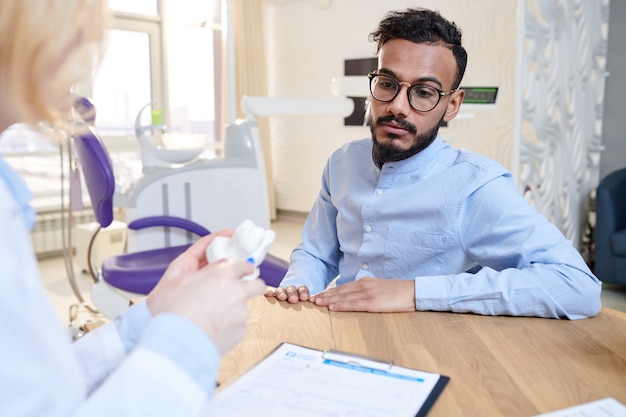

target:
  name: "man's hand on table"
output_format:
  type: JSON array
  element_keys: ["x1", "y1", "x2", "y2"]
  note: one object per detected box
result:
[
  {"x1": 265, "y1": 277, "x2": 416, "y2": 312},
  {"x1": 265, "y1": 285, "x2": 311, "y2": 303}
]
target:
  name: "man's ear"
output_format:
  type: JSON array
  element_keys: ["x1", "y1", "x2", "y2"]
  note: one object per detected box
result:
[{"x1": 442, "y1": 89, "x2": 465, "y2": 123}]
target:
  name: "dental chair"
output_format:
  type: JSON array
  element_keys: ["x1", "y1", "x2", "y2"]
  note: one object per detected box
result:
[
  {"x1": 72, "y1": 123, "x2": 288, "y2": 319},
  {"x1": 123, "y1": 103, "x2": 273, "y2": 254}
]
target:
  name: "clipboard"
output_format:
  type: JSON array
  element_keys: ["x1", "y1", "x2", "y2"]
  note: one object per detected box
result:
[{"x1": 210, "y1": 342, "x2": 450, "y2": 417}]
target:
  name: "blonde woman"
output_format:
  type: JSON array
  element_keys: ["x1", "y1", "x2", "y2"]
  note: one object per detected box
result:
[{"x1": 0, "y1": 1, "x2": 264, "y2": 415}]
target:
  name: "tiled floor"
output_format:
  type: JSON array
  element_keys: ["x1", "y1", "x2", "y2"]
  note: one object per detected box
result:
[
  {"x1": 600, "y1": 283, "x2": 626, "y2": 312},
  {"x1": 40, "y1": 211, "x2": 626, "y2": 327}
]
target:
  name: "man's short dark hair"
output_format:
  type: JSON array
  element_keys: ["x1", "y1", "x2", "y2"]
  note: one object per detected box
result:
[{"x1": 369, "y1": 8, "x2": 468, "y2": 89}]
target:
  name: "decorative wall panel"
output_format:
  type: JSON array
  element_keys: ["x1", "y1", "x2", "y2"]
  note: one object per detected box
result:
[{"x1": 518, "y1": 0, "x2": 609, "y2": 247}]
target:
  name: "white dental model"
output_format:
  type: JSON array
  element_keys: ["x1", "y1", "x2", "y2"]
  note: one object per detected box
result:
[{"x1": 205, "y1": 219, "x2": 276, "y2": 280}]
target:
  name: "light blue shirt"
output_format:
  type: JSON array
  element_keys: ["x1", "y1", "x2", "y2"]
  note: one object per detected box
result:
[
  {"x1": 281, "y1": 137, "x2": 601, "y2": 319},
  {"x1": 0, "y1": 156, "x2": 221, "y2": 416}
]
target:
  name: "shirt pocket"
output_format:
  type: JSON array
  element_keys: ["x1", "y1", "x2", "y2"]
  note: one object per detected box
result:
[{"x1": 383, "y1": 227, "x2": 447, "y2": 278}]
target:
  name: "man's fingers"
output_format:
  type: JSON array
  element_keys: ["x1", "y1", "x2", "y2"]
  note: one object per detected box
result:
[
  {"x1": 284, "y1": 285, "x2": 300, "y2": 303},
  {"x1": 313, "y1": 286, "x2": 349, "y2": 306},
  {"x1": 272, "y1": 287, "x2": 289, "y2": 301},
  {"x1": 297, "y1": 286, "x2": 310, "y2": 301},
  {"x1": 264, "y1": 285, "x2": 311, "y2": 304}
]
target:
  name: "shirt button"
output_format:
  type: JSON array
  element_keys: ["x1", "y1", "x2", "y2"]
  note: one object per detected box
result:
[
  {"x1": 362, "y1": 263, "x2": 369, "y2": 270},
  {"x1": 376, "y1": 189, "x2": 383, "y2": 195},
  {"x1": 365, "y1": 225, "x2": 372, "y2": 232}
]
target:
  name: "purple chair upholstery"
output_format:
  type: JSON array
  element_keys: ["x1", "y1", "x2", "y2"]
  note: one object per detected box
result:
[{"x1": 73, "y1": 123, "x2": 288, "y2": 294}]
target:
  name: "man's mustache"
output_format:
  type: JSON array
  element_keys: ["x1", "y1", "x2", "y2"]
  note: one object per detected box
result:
[{"x1": 374, "y1": 115, "x2": 417, "y2": 134}]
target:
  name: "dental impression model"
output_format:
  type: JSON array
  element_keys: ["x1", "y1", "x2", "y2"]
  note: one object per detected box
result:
[{"x1": 206, "y1": 219, "x2": 276, "y2": 280}]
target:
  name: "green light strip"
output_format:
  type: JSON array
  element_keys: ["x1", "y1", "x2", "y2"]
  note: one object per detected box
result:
[
  {"x1": 464, "y1": 99, "x2": 491, "y2": 103},
  {"x1": 466, "y1": 88, "x2": 497, "y2": 92}
]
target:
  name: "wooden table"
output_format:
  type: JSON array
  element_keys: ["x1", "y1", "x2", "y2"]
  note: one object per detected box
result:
[{"x1": 218, "y1": 297, "x2": 626, "y2": 417}]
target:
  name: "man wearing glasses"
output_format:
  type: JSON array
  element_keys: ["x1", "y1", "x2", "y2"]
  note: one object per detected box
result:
[{"x1": 266, "y1": 8, "x2": 601, "y2": 319}]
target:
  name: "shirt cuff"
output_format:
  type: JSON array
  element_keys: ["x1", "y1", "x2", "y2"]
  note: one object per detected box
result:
[
  {"x1": 139, "y1": 313, "x2": 221, "y2": 393},
  {"x1": 414, "y1": 275, "x2": 453, "y2": 311},
  {"x1": 114, "y1": 300, "x2": 152, "y2": 353}
]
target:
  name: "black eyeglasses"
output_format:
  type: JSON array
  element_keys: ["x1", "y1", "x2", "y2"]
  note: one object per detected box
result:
[{"x1": 367, "y1": 72, "x2": 456, "y2": 112}]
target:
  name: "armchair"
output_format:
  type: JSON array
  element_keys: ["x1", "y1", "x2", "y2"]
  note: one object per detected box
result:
[{"x1": 594, "y1": 167, "x2": 626, "y2": 285}]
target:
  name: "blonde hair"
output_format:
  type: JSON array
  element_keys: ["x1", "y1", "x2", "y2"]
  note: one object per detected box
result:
[{"x1": 0, "y1": 0, "x2": 110, "y2": 133}]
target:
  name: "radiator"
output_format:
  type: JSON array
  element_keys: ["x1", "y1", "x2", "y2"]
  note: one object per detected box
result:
[{"x1": 31, "y1": 209, "x2": 96, "y2": 257}]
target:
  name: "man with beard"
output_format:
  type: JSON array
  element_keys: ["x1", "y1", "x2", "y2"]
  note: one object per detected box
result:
[{"x1": 265, "y1": 8, "x2": 601, "y2": 319}]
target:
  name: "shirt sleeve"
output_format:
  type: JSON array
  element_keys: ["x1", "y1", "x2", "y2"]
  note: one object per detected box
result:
[
  {"x1": 74, "y1": 301, "x2": 221, "y2": 396},
  {"x1": 280, "y1": 161, "x2": 341, "y2": 294},
  {"x1": 413, "y1": 175, "x2": 602, "y2": 319},
  {"x1": 71, "y1": 302, "x2": 149, "y2": 393},
  {"x1": 69, "y1": 309, "x2": 220, "y2": 417}
]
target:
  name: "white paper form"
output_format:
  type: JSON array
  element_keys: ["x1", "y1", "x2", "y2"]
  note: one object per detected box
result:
[
  {"x1": 532, "y1": 398, "x2": 626, "y2": 417},
  {"x1": 210, "y1": 342, "x2": 447, "y2": 417}
]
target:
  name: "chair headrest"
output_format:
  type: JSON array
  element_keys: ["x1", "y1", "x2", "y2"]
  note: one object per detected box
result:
[{"x1": 72, "y1": 125, "x2": 115, "y2": 227}]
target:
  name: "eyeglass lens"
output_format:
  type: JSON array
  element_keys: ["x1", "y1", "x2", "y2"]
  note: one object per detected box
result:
[{"x1": 370, "y1": 74, "x2": 441, "y2": 112}]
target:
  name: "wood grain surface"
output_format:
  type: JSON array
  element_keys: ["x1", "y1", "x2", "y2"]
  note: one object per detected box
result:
[{"x1": 218, "y1": 297, "x2": 626, "y2": 417}]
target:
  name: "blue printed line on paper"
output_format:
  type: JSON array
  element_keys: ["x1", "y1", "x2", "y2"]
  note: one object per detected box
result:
[{"x1": 322, "y1": 359, "x2": 425, "y2": 382}]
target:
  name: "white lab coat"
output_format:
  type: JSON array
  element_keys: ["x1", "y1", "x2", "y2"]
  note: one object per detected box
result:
[{"x1": 0, "y1": 157, "x2": 219, "y2": 416}]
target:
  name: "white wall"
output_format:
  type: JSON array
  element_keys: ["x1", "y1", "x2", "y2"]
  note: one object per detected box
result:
[{"x1": 262, "y1": 0, "x2": 518, "y2": 213}]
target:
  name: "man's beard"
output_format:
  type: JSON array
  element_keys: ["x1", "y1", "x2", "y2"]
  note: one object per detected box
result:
[{"x1": 370, "y1": 114, "x2": 441, "y2": 169}]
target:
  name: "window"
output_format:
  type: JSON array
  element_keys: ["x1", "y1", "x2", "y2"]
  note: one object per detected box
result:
[
  {"x1": 167, "y1": 24, "x2": 216, "y2": 136},
  {"x1": 93, "y1": 27, "x2": 154, "y2": 137},
  {"x1": 90, "y1": 0, "x2": 220, "y2": 145},
  {"x1": 108, "y1": 0, "x2": 158, "y2": 16}
]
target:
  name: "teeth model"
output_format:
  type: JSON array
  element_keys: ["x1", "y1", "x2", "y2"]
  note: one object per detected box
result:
[{"x1": 206, "y1": 219, "x2": 276, "y2": 280}]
